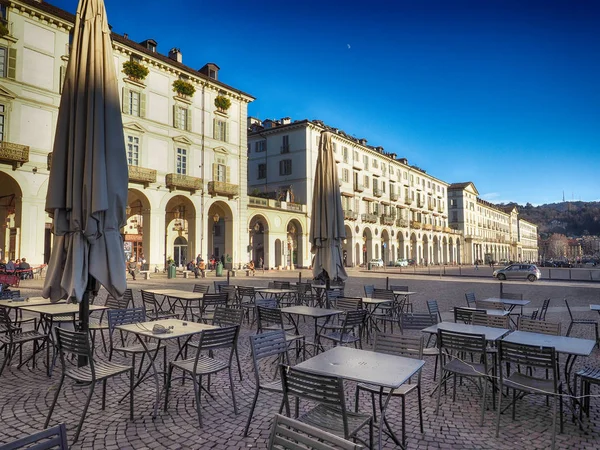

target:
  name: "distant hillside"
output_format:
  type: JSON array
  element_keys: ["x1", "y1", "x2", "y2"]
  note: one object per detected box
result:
[{"x1": 500, "y1": 201, "x2": 600, "y2": 237}]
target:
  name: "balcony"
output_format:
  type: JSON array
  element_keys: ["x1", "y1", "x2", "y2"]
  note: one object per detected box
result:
[
  {"x1": 404, "y1": 198, "x2": 413, "y2": 205},
  {"x1": 427, "y1": 203, "x2": 434, "y2": 211},
  {"x1": 0, "y1": 141, "x2": 29, "y2": 170},
  {"x1": 354, "y1": 182, "x2": 364, "y2": 193},
  {"x1": 437, "y1": 206, "x2": 444, "y2": 213},
  {"x1": 417, "y1": 199, "x2": 425, "y2": 208},
  {"x1": 165, "y1": 173, "x2": 203, "y2": 193},
  {"x1": 381, "y1": 215, "x2": 395, "y2": 226},
  {"x1": 208, "y1": 181, "x2": 239, "y2": 198},
  {"x1": 344, "y1": 210, "x2": 358, "y2": 221},
  {"x1": 443, "y1": 226, "x2": 453, "y2": 233},
  {"x1": 249, "y1": 196, "x2": 268, "y2": 207},
  {"x1": 361, "y1": 213, "x2": 378, "y2": 223},
  {"x1": 128, "y1": 165, "x2": 157, "y2": 187},
  {"x1": 434, "y1": 225, "x2": 443, "y2": 232},
  {"x1": 390, "y1": 192, "x2": 399, "y2": 201},
  {"x1": 373, "y1": 187, "x2": 383, "y2": 198},
  {"x1": 423, "y1": 224, "x2": 433, "y2": 231},
  {"x1": 411, "y1": 221, "x2": 422, "y2": 229},
  {"x1": 396, "y1": 218, "x2": 408, "y2": 227}
]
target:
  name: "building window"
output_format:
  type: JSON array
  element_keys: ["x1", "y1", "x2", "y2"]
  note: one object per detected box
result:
[
  {"x1": 129, "y1": 91, "x2": 140, "y2": 116},
  {"x1": 175, "y1": 105, "x2": 191, "y2": 131},
  {"x1": 353, "y1": 150, "x2": 359, "y2": 161},
  {"x1": 122, "y1": 88, "x2": 145, "y2": 117},
  {"x1": 126, "y1": 135, "x2": 139, "y2": 166},
  {"x1": 216, "y1": 163, "x2": 226, "y2": 182},
  {"x1": 372, "y1": 158, "x2": 378, "y2": 168},
  {"x1": 256, "y1": 140, "x2": 266, "y2": 152},
  {"x1": 0, "y1": 47, "x2": 7, "y2": 78},
  {"x1": 342, "y1": 146, "x2": 348, "y2": 163},
  {"x1": 0, "y1": 104, "x2": 5, "y2": 142},
  {"x1": 363, "y1": 155, "x2": 368, "y2": 167},
  {"x1": 364, "y1": 175, "x2": 370, "y2": 188},
  {"x1": 373, "y1": 179, "x2": 378, "y2": 191},
  {"x1": 281, "y1": 135, "x2": 289, "y2": 153},
  {"x1": 213, "y1": 118, "x2": 228, "y2": 141},
  {"x1": 176, "y1": 147, "x2": 187, "y2": 175},
  {"x1": 258, "y1": 163, "x2": 266, "y2": 179},
  {"x1": 342, "y1": 168, "x2": 349, "y2": 183},
  {"x1": 279, "y1": 159, "x2": 292, "y2": 175}
]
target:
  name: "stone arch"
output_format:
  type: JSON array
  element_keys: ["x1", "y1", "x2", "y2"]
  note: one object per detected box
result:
[
  {"x1": 249, "y1": 214, "x2": 269, "y2": 268},
  {"x1": 423, "y1": 234, "x2": 430, "y2": 265},
  {"x1": 381, "y1": 229, "x2": 391, "y2": 266},
  {"x1": 343, "y1": 224, "x2": 353, "y2": 267},
  {"x1": 206, "y1": 200, "x2": 233, "y2": 268},
  {"x1": 0, "y1": 174, "x2": 23, "y2": 262},
  {"x1": 285, "y1": 219, "x2": 303, "y2": 269},
  {"x1": 124, "y1": 189, "x2": 152, "y2": 265},
  {"x1": 165, "y1": 195, "x2": 197, "y2": 267},
  {"x1": 432, "y1": 235, "x2": 440, "y2": 265},
  {"x1": 362, "y1": 227, "x2": 373, "y2": 265},
  {"x1": 410, "y1": 232, "x2": 419, "y2": 262}
]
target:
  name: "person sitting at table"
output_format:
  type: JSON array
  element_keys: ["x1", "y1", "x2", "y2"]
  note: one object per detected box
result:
[
  {"x1": 18, "y1": 257, "x2": 31, "y2": 279},
  {"x1": 197, "y1": 259, "x2": 206, "y2": 278},
  {"x1": 5, "y1": 259, "x2": 16, "y2": 273},
  {"x1": 248, "y1": 260, "x2": 255, "y2": 276},
  {"x1": 187, "y1": 260, "x2": 199, "y2": 278}
]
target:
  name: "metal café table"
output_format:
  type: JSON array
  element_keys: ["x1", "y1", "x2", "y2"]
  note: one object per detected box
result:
[
  {"x1": 391, "y1": 291, "x2": 418, "y2": 313},
  {"x1": 280, "y1": 305, "x2": 341, "y2": 353},
  {"x1": 296, "y1": 345, "x2": 424, "y2": 449},
  {"x1": 255, "y1": 288, "x2": 297, "y2": 306},
  {"x1": 143, "y1": 288, "x2": 205, "y2": 320},
  {"x1": 421, "y1": 321, "x2": 511, "y2": 341},
  {"x1": 452, "y1": 306, "x2": 510, "y2": 317},
  {"x1": 480, "y1": 297, "x2": 530, "y2": 312},
  {"x1": 361, "y1": 297, "x2": 394, "y2": 334},
  {"x1": 20, "y1": 303, "x2": 108, "y2": 332},
  {"x1": 115, "y1": 318, "x2": 218, "y2": 418},
  {"x1": 591, "y1": 304, "x2": 600, "y2": 313},
  {"x1": 501, "y1": 330, "x2": 596, "y2": 422},
  {"x1": 0, "y1": 297, "x2": 65, "y2": 324}
]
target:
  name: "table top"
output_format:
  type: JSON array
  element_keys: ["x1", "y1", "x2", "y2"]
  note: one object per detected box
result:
[
  {"x1": 115, "y1": 319, "x2": 218, "y2": 340},
  {"x1": 255, "y1": 288, "x2": 296, "y2": 294},
  {"x1": 311, "y1": 284, "x2": 344, "y2": 290},
  {"x1": 280, "y1": 305, "x2": 342, "y2": 318},
  {"x1": 482, "y1": 297, "x2": 530, "y2": 306},
  {"x1": 591, "y1": 304, "x2": 600, "y2": 311},
  {"x1": 422, "y1": 321, "x2": 511, "y2": 341},
  {"x1": 0, "y1": 297, "x2": 65, "y2": 308},
  {"x1": 502, "y1": 330, "x2": 596, "y2": 356},
  {"x1": 392, "y1": 291, "x2": 417, "y2": 296},
  {"x1": 144, "y1": 289, "x2": 204, "y2": 299},
  {"x1": 20, "y1": 303, "x2": 107, "y2": 315},
  {"x1": 296, "y1": 346, "x2": 425, "y2": 389},
  {"x1": 361, "y1": 297, "x2": 393, "y2": 305},
  {"x1": 453, "y1": 306, "x2": 509, "y2": 317}
]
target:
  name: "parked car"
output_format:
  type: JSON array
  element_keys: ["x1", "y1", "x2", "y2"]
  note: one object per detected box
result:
[
  {"x1": 493, "y1": 264, "x2": 541, "y2": 282},
  {"x1": 369, "y1": 258, "x2": 384, "y2": 268},
  {"x1": 394, "y1": 259, "x2": 409, "y2": 267},
  {"x1": 554, "y1": 260, "x2": 572, "y2": 268}
]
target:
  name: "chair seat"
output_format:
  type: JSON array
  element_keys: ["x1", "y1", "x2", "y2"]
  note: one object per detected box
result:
[
  {"x1": 573, "y1": 319, "x2": 598, "y2": 324},
  {"x1": 503, "y1": 372, "x2": 560, "y2": 395},
  {"x1": 357, "y1": 381, "x2": 418, "y2": 397},
  {"x1": 319, "y1": 331, "x2": 360, "y2": 345},
  {"x1": 444, "y1": 358, "x2": 487, "y2": 378},
  {"x1": 264, "y1": 324, "x2": 295, "y2": 333},
  {"x1": 114, "y1": 342, "x2": 160, "y2": 354},
  {"x1": 422, "y1": 347, "x2": 438, "y2": 356},
  {"x1": 284, "y1": 333, "x2": 304, "y2": 343},
  {"x1": 298, "y1": 403, "x2": 371, "y2": 439},
  {"x1": 0, "y1": 330, "x2": 46, "y2": 345},
  {"x1": 259, "y1": 379, "x2": 283, "y2": 392},
  {"x1": 65, "y1": 360, "x2": 132, "y2": 383},
  {"x1": 171, "y1": 356, "x2": 229, "y2": 375},
  {"x1": 576, "y1": 367, "x2": 600, "y2": 382}
]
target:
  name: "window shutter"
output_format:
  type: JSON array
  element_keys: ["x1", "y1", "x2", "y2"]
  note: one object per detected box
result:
[
  {"x1": 225, "y1": 165, "x2": 230, "y2": 183},
  {"x1": 185, "y1": 107, "x2": 192, "y2": 131},
  {"x1": 213, "y1": 119, "x2": 217, "y2": 139},
  {"x1": 122, "y1": 87, "x2": 129, "y2": 114},
  {"x1": 212, "y1": 163, "x2": 217, "y2": 181},
  {"x1": 173, "y1": 105, "x2": 178, "y2": 128},
  {"x1": 140, "y1": 93, "x2": 146, "y2": 118},
  {"x1": 7, "y1": 48, "x2": 16, "y2": 80},
  {"x1": 225, "y1": 122, "x2": 229, "y2": 142}
]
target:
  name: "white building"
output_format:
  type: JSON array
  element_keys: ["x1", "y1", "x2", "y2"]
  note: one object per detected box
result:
[{"x1": 0, "y1": 0, "x2": 254, "y2": 269}]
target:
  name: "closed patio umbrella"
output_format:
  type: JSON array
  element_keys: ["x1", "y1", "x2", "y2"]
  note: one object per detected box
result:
[
  {"x1": 42, "y1": 0, "x2": 128, "y2": 333},
  {"x1": 310, "y1": 131, "x2": 348, "y2": 282}
]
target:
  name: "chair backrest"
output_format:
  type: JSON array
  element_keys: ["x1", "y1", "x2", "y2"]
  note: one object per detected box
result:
[
  {"x1": 341, "y1": 309, "x2": 367, "y2": 330},
  {"x1": 401, "y1": 313, "x2": 437, "y2": 330},
  {"x1": 256, "y1": 298, "x2": 278, "y2": 309},
  {"x1": 465, "y1": 292, "x2": 476, "y2": 307},
  {"x1": 1, "y1": 423, "x2": 69, "y2": 450},
  {"x1": 140, "y1": 290, "x2": 157, "y2": 311},
  {"x1": 214, "y1": 280, "x2": 229, "y2": 293},
  {"x1": 193, "y1": 284, "x2": 210, "y2": 294},
  {"x1": 194, "y1": 325, "x2": 239, "y2": 362},
  {"x1": 325, "y1": 289, "x2": 344, "y2": 306},
  {"x1": 55, "y1": 328, "x2": 96, "y2": 377},
  {"x1": 212, "y1": 306, "x2": 243, "y2": 327},
  {"x1": 107, "y1": 307, "x2": 146, "y2": 332},
  {"x1": 389, "y1": 285, "x2": 408, "y2": 292},
  {"x1": 472, "y1": 313, "x2": 510, "y2": 329},
  {"x1": 123, "y1": 288, "x2": 134, "y2": 307},
  {"x1": 274, "y1": 281, "x2": 290, "y2": 289},
  {"x1": 438, "y1": 329, "x2": 487, "y2": 357},
  {"x1": 0, "y1": 306, "x2": 17, "y2": 333},
  {"x1": 538, "y1": 298, "x2": 550, "y2": 321},
  {"x1": 0, "y1": 290, "x2": 21, "y2": 300},
  {"x1": 333, "y1": 297, "x2": 362, "y2": 312},
  {"x1": 249, "y1": 330, "x2": 289, "y2": 385},
  {"x1": 454, "y1": 307, "x2": 486, "y2": 324},
  {"x1": 280, "y1": 366, "x2": 349, "y2": 436},
  {"x1": 202, "y1": 293, "x2": 228, "y2": 309},
  {"x1": 501, "y1": 292, "x2": 523, "y2": 300},
  {"x1": 498, "y1": 341, "x2": 558, "y2": 381},
  {"x1": 220, "y1": 285, "x2": 238, "y2": 305},
  {"x1": 475, "y1": 300, "x2": 504, "y2": 310},
  {"x1": 268, "y1": 414, "x2": 362, "y2": 450},
  {"x1": 372, "y1": 288, "x2": 394, "y2": 301},
  {"x1": 363, "y1": 285, "x2": 375, "y2": 298},
  {"x1": 374, "y1": 332, "x2": 423, "y2": 359},
  {"x1": 257, "y1": 306, "x2": 284, "y2": 330},
  {"x1": 427, "y1": 300, "x2": 441, "y2": 323},
  {"x1": 518, "y1": 317, "x2": 561, "y2": 336},
  {"x1": 105, "y1": 294, "x2": 131, "y2": 310},
  {"x1": 237, "y1": 286, "x2": 256, "y2": 302},
  {"x1": 530, "y1": 309, "x2": 539, "y2": 320}
]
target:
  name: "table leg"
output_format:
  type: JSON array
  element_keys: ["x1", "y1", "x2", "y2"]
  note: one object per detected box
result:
[{"x1": 378, "y1": 386, "x2": 400, "y2": 449}]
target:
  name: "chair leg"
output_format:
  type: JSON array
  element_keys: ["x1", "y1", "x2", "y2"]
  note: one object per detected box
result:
[
  {"x1": 192, "y1": 374, "x2": 203, "y2": 427},
  {"x1": 566, "y1": 323, "x2": 574, "y2": 337},
  {"x1": 480, "y1": 376, "x2": 487, "y2": 427},
  {"x1": 243, "y1": 388, "x2": 260, "y2": 436},
  {"x1": 417, "y1": 384, "x2": 424, "y2": 433},
  {"x1": 102, "y1": 379, "x2": 107, "y2": 410},
  {"x1": 129, "y1": 368, "x2": 134, "y2": 421},
  {"x1": 228, "y1": 367, "x2": 238, "y2": 414},
  {"x1": 44, "y1": 374, "x2": 65, "y2": 428},
  {"x1": 401, "y1": 394, "x2": 406, "y2": 447},
  {"x1": 73, "y1": 381, "x2": 95, "y2": 443},
  {"x1": 496, "y1": 380, "x2": 503, "y2": 437},
  {"x1": 163, "y1": 364, "x2": 174, "y2": 411},
  {"x1": 235, "y1": 347, "x2": 243, "y2": 381}
]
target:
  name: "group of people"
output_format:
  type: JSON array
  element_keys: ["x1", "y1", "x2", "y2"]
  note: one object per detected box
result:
[{"x1": 0, "y1": 257, "x2": 32, "y2": 279}]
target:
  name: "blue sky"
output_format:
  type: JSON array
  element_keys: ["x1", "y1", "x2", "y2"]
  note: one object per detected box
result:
[{"x1": 51, "y1": 0, "x2": 600, "y2": 206}]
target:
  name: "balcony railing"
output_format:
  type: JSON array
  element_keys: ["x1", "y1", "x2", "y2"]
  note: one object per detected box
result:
[
  {"x1": 344, "y1": 210, "x2": 358, "y2": 221},
  {"x1": 404, "y1": 198, "x2": 413, "y2": 205},
  {"x1": 280, "y1": 145, "x2": 290, "y2": 154},
  {"x1": 165, "y1": 173, "x2": 203, "y2": 193},
  {"x1": 249, "y1": 196, "x2": 268, "y2": 206},
  {"x1": 411, "y1": 221, "x2": 422, "y2": 229},
  {"x1": 390, "y1": 192, "x2": 399, "y2": 201},
  {"x1": 396, "y1": 218, "x2": 408, "y2": 227},
  {"x1": 208, "y1": 181, "x2": 239, "y2": 198},
  {"x1": 362, "y1": 213, "x2": 378, "y2": 223},
  {"x1": 423, "y1": 224, "x2": 433, "y2": 231},
  {"x1": 354, "y1": 182, "x2": 364, "y2": 193},
  {"x1": 434, "y1": 225, "x2": 443, "y2": 232},
  {"x1": 381, "y1": 215, "x2": 395, "y2": 226},
  {"x1": 443, "y1": 226, "x2": 453, "y2": 233},
  {"x1": 128, "y1": 165, "x2": 157, "y2": 187},
  {"x1": 0, "y1": 141, "x2": 29, "y2": 170},
  {"x1": 373, "y1": 187, "x2": 383, "y2": 197}
]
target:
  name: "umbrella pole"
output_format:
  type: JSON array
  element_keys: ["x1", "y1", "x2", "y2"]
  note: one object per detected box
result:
[{"x1": 78, "y1": 275, "x2": 97, "y2": 366}]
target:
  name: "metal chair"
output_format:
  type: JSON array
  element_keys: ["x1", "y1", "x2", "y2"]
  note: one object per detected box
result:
[
  {"x1": 390, "y1": 284, "x2": 411, "y2": 312},
  {"x1": 212, "y1": 306, "x2": 244, "y2": 380},
  {"x1": 472, "y1": 313, "x2": 510, "y2": 329},
  {"x1": 267, "y1": 414, "x2": 362, "y2": 450},
  {"x1": 500, "y1": 292, "x2": 523, "y2": 300},
  {"x1": 0, "y1": 423, "x2": 68, "y2": 450},
  {"x1": 257, "y1": 306, "x2": 305, "y2": 360},
  {"x1": 89, "y1": 292, "x2": 132, "y2": 352},
  {"x1": 220, "y1": 285, "x2": 238, "y2": 307},
  {"x1": 363, "y1": 285, "x2": 375, "y2": 298},
  {"x1": 237, "y1": 286, "x2": 257, "y2": 323},
  {"x1": 280, "y1": 365, "x2": 373, "y2": 448},
  {"x1": 538, "y1": 298, "x2": 551, "y2": 321},
  {"x1": 518, "y1": 317, "x2": 561, "y2": 336},
  {"x1": 193, "y1": 284, "x2": 210, "y2": 294},
  {"x1": 140, "y1": 290, "x2": 178, "y2": 320},
  {"x1": 475, "y1": 300, "x2": 504, "y2": 311},
  {"x1": 427, "y1": 299, "x2": 442, "y2": 323},
  {"x1": 565, "y1": 299, "x2": 599, "y2": 342},
  {"x1": 164, "y1": 325, "x2": 240, "y2": 427},
  {"x1": 575, "y1": 366, "x2": 600, "y2": 423},
  {"x1": 495, "y1": 340, "x2": 562, "y2": 449},
  {"x1": 45, "y1": 328, "x2": 133, "y2": 443},
  {"x1": 465, "y1": 292, "x2": 476, "y2": 307},
  {"x1": 294, "y1": 282, "x2": 313, "y2": 306},
  {"x1": 318, "y1": 309, "x2": 367, "y2": 350},
  {"x1": 454, "y1": 306, "x2": 486, "y2": 324},
  {"x1": 0, "y1": 306, "x2": 49, "y2": 376},
  {"x1": 370, "y1": 289, "x2": 397, "y2": 333},
  {"x1": 355, "y1": 333, "x2": 424, "y2": 447},
  {"x1": 274, "y1": 281, "x2": 291, "y2": 289},
  {"x1": 214, "y1": 280, "x2": 229, "y2": 293},
  {"x1": 243, "y1": 330, "x2": 289, "y2": 436},
  {"x1": 436, "y1": 329, "x2": 491, "y2": 426},
  {"x1": 193, "y1": 293, "x2": 227, "y2": 323}
]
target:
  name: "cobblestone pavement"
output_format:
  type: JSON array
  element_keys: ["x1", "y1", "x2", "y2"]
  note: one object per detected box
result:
[{"x1": 1, "y1": 267, "x2": 600, "y2": 449}]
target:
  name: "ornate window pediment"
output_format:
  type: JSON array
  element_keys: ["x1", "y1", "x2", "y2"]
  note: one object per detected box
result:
[
  {"x1": 172, "y1": 135, "x2": 194, "y2": 145},
  {"x1": 214, "y1": 146, "x2": 228, "y2": 155},
  {"x1": 0, "y1": 85, "x2": 16, "y2": 100},
  {"x1": 123, "y1": 122, "x2": 146, "y2": 133}
]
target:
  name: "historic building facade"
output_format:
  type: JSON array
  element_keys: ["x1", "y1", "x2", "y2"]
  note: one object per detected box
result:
[{"x1": 0, "y1": 0, "x2": 253, "y2": 268}]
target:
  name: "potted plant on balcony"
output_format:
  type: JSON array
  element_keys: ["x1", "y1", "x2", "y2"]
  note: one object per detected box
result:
[
  {"x1": 173, "y1": 79, "x2": 196, "y2": 98},
  {"x1": 214, "y1": 95, "x2": 231, "y2": 112},
  {"x1": 0, "y1": 21, "x2": 9, "y2": 37},
  {"x1": 122, "y1": 60, "x2": 149, "y2": 82}
]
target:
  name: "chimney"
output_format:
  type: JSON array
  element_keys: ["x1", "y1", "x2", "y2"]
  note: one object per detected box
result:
[
  {"x1": 168, "y1": 48, "x2": 182, "y2": 63},
  {"x1": 398, "y1": 158, "x2": 408, "y2": 165},
  {"x1": 359, "y1": 138, "x2": 367, "y2": 146},
  {"x1": 280, "y1": 117, "x2": 291, "y2": 125}
]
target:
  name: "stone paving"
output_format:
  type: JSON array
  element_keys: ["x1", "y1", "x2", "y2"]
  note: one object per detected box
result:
[{"x1": 1, "y1": 267, "x2": 600, "y2": 449}]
